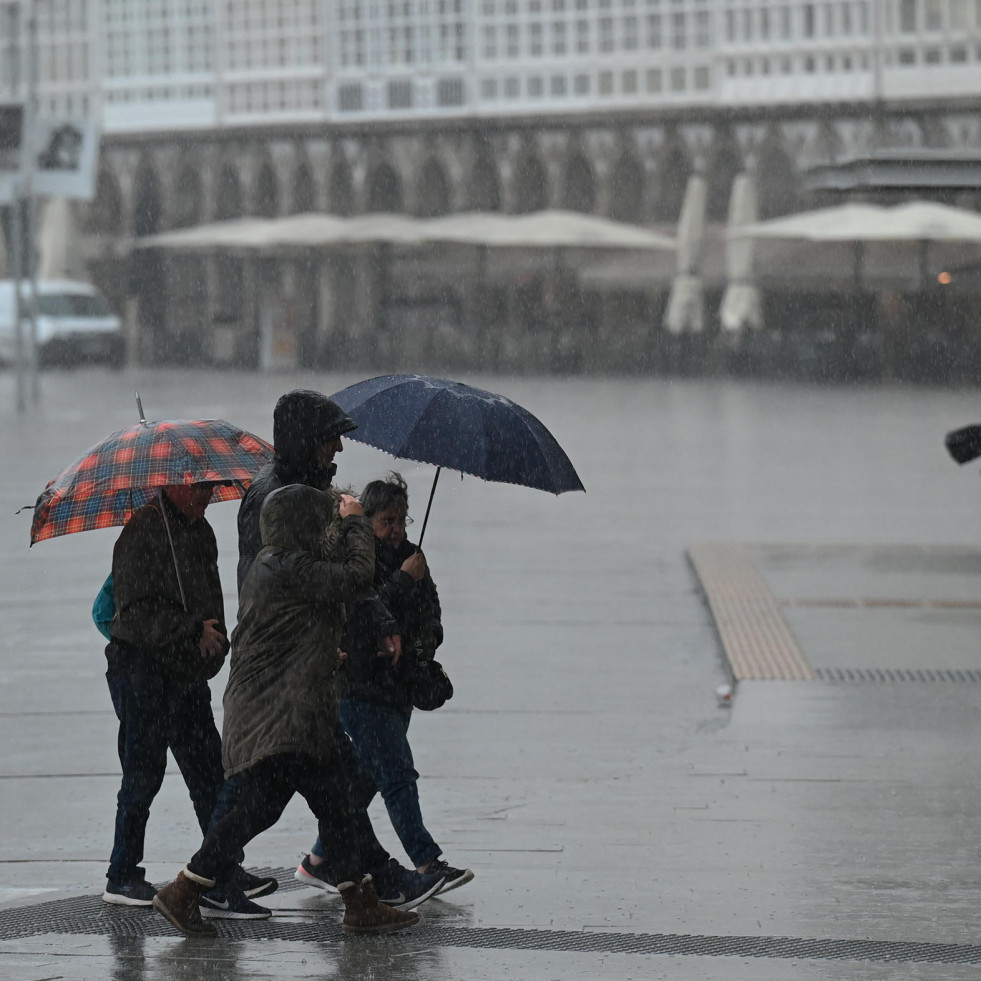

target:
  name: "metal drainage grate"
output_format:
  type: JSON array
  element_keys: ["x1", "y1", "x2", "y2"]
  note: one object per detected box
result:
[
  {"x1": 4, "y1": 890, "x2": 981, "y2": 965},
  {"x1": 815, "y1": 667, "x2": 981, "y2": 683}
]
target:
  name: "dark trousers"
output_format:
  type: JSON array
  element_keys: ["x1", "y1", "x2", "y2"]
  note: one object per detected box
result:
[
  {"x1": 106, "y1": 667, "x2": 225, "y2": 884},
  {"x1": 189, "y1": 752, "x2": 362, "y2": 887}
]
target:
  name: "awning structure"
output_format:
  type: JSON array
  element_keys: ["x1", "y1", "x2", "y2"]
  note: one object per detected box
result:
[
  {"x1": 806, "y1": 150, "x2": 981, "y2": 194},
  {"x1": 136, "y1": 209, "x2": 676, "y2": 253}
]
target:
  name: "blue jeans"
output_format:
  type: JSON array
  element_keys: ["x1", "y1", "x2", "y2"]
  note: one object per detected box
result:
[
  {"x1": 106, "y1": 667, "x2": 225, "y2": 884},
  {"x1": 326, "y1": 699, "x2": 440, "y2": 870}
]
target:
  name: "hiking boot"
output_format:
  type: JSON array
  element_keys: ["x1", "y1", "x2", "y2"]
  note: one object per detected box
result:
[
  {"x1": 200, "y1": 885, "x2": 272, "y2": 919},
  {"x1": 152, "y1": 866, "x2": 218, "y2": 938},
  {"x1": 102, "y1": 877, "x2": 156, "y2": 907},
  {"x1": 294, "y1": 854, "x2": 338, "y2": 893},
  {"x1": 339, "y1": 876, "x2": 420, "y2": 935},
  {"x1": 370, "y1": 858, "x2": 445, "y2": 910},
  {"x1": 420, "y1": 857, "x2": 475, "y2": 895},
  {"x1": 228, "y1": 865, "x2": 278, "y2": 899}
]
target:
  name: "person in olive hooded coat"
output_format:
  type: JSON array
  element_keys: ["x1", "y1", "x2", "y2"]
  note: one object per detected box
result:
[{"x1": 152, "y1": 483, "x2": 420, "y2": 937}]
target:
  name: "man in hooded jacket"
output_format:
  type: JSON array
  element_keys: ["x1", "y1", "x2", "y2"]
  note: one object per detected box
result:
[{"x1": 231, "y1": 390, "x2": 444, "y2": 908}]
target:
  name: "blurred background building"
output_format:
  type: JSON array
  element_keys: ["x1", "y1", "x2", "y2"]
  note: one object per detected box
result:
[{"x1": 2, "y1": 0, "x2": 981, "y2": 378}]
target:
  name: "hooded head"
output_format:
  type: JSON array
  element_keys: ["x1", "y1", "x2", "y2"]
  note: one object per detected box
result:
[
  {"x1": 259, "y1": 483, "x2": 333, "y2": 553},
  {"x1": 272, "y1": 390, "x2": 357, "y2": 485}
]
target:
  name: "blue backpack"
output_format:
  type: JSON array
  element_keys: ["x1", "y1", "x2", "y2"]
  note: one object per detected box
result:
[{"x1": 92, "y1": 573, "x2": 116, "y2": 640}]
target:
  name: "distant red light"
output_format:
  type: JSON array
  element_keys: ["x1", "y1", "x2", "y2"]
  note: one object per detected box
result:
[{"x1": 938, "y1": 271, "x2": 953, "y2": 285}]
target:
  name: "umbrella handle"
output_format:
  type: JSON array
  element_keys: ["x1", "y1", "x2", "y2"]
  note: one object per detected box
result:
[
  {"x1": 157, "y1": 492, "x2": 189, "y2": 612},
  {"x1": 417, "y1": 467, "x2": 441, "y2": 549}
]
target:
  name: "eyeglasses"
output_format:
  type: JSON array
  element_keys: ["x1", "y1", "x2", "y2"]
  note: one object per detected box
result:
[{"x1": 374, "y1": 514, "x2": 413, "y2": 529}]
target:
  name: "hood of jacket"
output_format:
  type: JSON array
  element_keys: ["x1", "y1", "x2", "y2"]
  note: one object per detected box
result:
[
  {"x1": 272, "y1": 389, "x2": 357, "y2": 487},
  {"x1": 259, "y1": 483, "x2": 333, "y2": 552}
]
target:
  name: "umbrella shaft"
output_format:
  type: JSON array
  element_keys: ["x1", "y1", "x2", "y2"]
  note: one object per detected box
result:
[{"x1": 418, "y1": 467, "x2": 441, "y2": 549}]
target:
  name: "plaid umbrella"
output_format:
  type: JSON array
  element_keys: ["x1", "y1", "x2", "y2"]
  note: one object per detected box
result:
[{"x1": 30, "y1": 418, "x2": 273, "y2": 545}]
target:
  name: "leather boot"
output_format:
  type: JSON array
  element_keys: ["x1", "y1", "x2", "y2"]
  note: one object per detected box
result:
[
  {"x1": 153, "y1": 866, "x2": 218, "y2": 938},
  {"x1": 339, "y1": 875, "x2": 420, "y2": 934}
]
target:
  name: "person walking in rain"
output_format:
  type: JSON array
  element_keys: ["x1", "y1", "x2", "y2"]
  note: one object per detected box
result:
[
  {"x1": 301, "y1": 472, "x2": 473, "y2": 893},
  {"x1": 152, "y1": 483, "x2": 424, "y2": 937},
  {"x1": 102, "y1": 482, "x2": 275, "y2": 913},
  {"x1": 237, "y1": 389, "x2": 444, "y2": 908}
]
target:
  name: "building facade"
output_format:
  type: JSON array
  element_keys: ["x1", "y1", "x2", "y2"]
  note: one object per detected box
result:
[{"x1": 2, "y1": 0, "x2": 980, "y2": 375}]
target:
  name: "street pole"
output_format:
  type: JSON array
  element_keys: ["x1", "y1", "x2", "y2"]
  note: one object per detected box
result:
[
  {"x1": 24, "y1": 0, "x2": 38, "y2": 404},
  {"x1": 3, "y1": 1, "x2": 26, "y2": 413}
]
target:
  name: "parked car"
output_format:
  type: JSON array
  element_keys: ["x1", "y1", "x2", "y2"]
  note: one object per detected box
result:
[{"x1": 0, "y1": 279, "x2": 124, "y2": 368}]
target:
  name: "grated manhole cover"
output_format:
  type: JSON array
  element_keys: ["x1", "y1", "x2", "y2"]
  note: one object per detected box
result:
[
  {"x1": 3, "y1": 874, "x2": 981, "y2": 965},
  {"x1": 815, "y1": 667, "x2": 981, "y2": 683}
]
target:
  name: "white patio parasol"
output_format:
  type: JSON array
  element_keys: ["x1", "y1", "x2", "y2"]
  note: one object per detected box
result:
[
  {"x1": 718, "y1": 173, "x2": 763, "y2": 332},
  {"x1": 135, "y1": 209, "x2": 676, "y2": 253},
  {"x1": 733, "y1": 200, "x2": 981, "y2": 289},
  {"x1": 663, "y1": 175, "x2": 707, "y2": 334}
]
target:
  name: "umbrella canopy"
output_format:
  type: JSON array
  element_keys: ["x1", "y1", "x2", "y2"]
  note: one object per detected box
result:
[
  {"x1": 134, "y1": 210, "x2": 676, "y2": 254},
  {"x1": 31, "y1": 417, "x2": 273, "y2": 544},
  {"x1": 732, "y1": 200, "x2": 981, "y2": 290},
  {"x1": 425, "y1": 210, "x2": 676, "y2": 250},
  {"x1": 331, "y1": 374, "x2": 584, "y2": 494},
  {"x1": 137, "y1": 216, "x2": 277, "y2": 252},
  {"x1": 735, "y1": 200, "x2": 981, "y2": 243},
  {"x1": 331, "y1": 374, "x2": 584, "y2": 543}
]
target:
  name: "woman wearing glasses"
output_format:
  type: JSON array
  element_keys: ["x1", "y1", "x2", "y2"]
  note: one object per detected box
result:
[{"x1": 304, "y1": 472, "x2": 473, "y2": 895}]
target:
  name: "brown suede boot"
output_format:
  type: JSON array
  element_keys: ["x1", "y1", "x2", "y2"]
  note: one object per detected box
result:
[
  {"x1": 152, "y1": 866, "x2": 218, "y2": 938},
  {"x1": 339, "y1": 875, "x2": 420, "y2": 934}
]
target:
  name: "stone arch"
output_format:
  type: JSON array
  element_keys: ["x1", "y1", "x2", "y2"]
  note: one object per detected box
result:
[
  {"x1": 652, "y1": 141, "x2": 692, "y2": 223},
  {"x1": 214, "y1": 162, "x2": 243, "y2": 220},
  {"x1": 756, "y1": 141, "x2": 799, "y2": 218},
  {"x1": 705, "y1": 130, "x2": 744, "y2": 222},
  {"x1": 607, "y1": 149, "x2": 645, "y2": 224},
  {"x1": 291, "y1": 161, "x2": 316, "y2": 213},
  {"x1": 170, "y1": 165, "x2": 203, "y2": 228},
  {"x1": 85, "y1": 168, "x2": 124, "y2": 234},
  {"x1": 513, "y1": 152, "x2": 548, "y2": 214},
  {"x1": 328, "y1": 156, "x2": 354, "y2": 215},
  {"x1": 562, "y1": 153, "x2": 596, "y2": 213},
  {"x1": 254, "y1": 160, "x2": 279, "y2": 218},
  {"x1": 416, "y1": 157, "x2": 451, "y2": 217},
  {"x1": 469, "y1": 141, "x2": 501, "y2": 211},
  {"x1": 366, "y1": 160, "x2": 404, "y2": 213}
]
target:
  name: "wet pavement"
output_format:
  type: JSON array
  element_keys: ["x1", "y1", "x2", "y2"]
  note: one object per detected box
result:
[{"x1": 3, "y1": 368, "x2": 981, "y2": 979}]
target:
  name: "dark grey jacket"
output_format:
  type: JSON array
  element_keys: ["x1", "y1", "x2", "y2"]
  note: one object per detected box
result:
[
  {"x1": 108, "y1": 494, "x2": 228, "y2": 683},
  {"x1": 222, "y1": 486, "x2": 374, "y2": 778}
]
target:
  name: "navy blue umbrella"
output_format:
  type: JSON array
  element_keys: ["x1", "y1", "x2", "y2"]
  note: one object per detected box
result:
[{"x1": 330, "y1": 374, "x2": 584, "y2": 544}]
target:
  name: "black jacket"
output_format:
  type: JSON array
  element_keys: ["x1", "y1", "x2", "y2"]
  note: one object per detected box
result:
[
  {"x1": 341, "y1": 536, "x2": 443, "y2": 709},
  {"x1": 237, "y1": 389, "x2": 357, "y2": 593},
  {"x1": 108, "y1": 494, "x2": 229, "y2": 683}
]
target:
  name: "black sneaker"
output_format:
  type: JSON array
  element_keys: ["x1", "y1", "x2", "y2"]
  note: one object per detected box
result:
[
  {"x1": 370, "y1": 858, "x2": 445, "y2": 911},
  {"x1": 102, "y1": 878, "x2": 156, "y2": 906},
  {"x1": 293, "y1": 855, "x2": 338, "y2": 893},
  {"x1": 422, "y1": 857, "x2": 474, "y2": 895},
  {"x1": 200, "y1": 885, "x2": 272, "y2": 919},
  {"x1": 229, "y1": 865, "x2": 278, "y2": 899}
]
